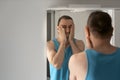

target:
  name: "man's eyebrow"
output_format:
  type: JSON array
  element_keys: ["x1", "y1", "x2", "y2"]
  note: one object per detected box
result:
[
  {"x1": 68, "y1": 25, "x2": 72, "y2": 27},
  {"x1": 61, "y1": 25, "x2": 66, "y2": 27},
  {"x1": 61, "y1": 24, "x2": 72, "y2": 26},
  {"x1": 69, "y1": 25, "x2": 72, "y2": 26}
]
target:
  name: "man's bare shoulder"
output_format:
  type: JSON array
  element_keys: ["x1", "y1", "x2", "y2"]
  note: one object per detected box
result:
[
  {"x1": 69, "y1": 52, "x2": 87, "y2": 80},
  {"x1": 69, "y1": 52, "x2": 86, "y2": 65}
]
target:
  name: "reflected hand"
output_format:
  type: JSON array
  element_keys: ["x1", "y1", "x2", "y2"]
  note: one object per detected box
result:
[
  {"x1": 69, "y1": 26, "x2": 74, "y2": 42},
  {"x1": 57, "y1": 26, "x2": 67, "y2": 43}
]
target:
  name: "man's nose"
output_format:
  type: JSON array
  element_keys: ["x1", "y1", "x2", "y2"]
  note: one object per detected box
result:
[{"x1": 66, "y1": 27, "x2": 70, "y2": 32}]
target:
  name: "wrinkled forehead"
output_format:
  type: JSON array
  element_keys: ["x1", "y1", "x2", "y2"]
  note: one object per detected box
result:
[{"x1": 59, "y1": 19, "x2": 74, "y2": 26}]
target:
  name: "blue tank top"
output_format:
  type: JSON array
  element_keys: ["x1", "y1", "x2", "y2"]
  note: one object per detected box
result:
[
  {"x1": 49, "y1": 38, "x2": 73, "y2": 80},
  {"x1": 85, "y1": 48, "x2": 120, "y2": 80}
]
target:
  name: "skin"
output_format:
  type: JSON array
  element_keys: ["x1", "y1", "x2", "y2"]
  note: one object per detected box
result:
[
  {"x1": 47, "y1": 18, "x2": 85, "y2": 69},
  {"x1": 69, "y1": 26, "x2": 117, "y2": 80}
]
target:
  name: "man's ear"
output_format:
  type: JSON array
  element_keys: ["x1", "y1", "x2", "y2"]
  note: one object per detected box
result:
[
  {"x1": 85, "y1": 26, "x2": 90, "y2": 38},
  {"x1": 111, "y1": 26, "x2": 114, "y2": 36}
]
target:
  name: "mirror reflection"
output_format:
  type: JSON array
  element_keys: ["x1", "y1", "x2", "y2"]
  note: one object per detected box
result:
[{"x1": 47, "y1": 8, "x2": 120, "y2": 80}]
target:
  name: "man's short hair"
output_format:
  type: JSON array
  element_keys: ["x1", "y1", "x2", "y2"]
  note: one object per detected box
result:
[
  {"x1": 57, "y1": 15, "x2": 73, "y2": 26},
  {"x1": 87, "y1": 10, "x2": 113, "y2": 39}
]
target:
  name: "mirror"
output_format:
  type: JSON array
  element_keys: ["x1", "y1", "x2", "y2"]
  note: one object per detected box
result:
[{"x1": 47, "y1": 7, "x2": 120, "y2": 80}]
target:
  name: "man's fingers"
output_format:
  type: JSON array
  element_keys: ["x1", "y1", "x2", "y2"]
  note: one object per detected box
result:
[{"x1": 57, "y1": 26, "x2": 59, "y2": 30}]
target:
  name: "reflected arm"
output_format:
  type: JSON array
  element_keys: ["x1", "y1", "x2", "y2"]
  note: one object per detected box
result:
[
  {"x1": 69, "y1": 39, "x2": 85, "y2": 54},
  {"x1": 47, "y1": 40, "x2": 65, "y2": 69}
]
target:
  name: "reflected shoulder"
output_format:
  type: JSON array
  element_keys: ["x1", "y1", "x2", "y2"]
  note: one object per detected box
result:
[
  {"x1": 47, "y1": 40, "x2": 54, "y2": 49},
  {"x1": 75, "y1": 39, "x2": 85, "y2": 51},
  {"x1": 75, "y1": 39, "x2": 84, "y2": 45}
]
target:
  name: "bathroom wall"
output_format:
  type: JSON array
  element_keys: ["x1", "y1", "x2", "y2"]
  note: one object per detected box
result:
[{"x1": 0, "y1": 0, "x2": 120, "y2": 80}]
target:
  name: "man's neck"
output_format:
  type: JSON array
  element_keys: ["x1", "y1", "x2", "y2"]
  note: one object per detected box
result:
[{"x1": 92, "y1": 39, "x2": 116, "y2": 54}]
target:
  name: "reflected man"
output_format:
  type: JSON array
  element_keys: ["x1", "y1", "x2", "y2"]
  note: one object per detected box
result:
[{"x1": 47, "y1": 15, "x2": 85, "y2": 80}]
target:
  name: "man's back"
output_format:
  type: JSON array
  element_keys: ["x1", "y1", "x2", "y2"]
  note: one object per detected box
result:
[
  {"x1": 69, "y1": 47, "x2": 120, "y2": 80},
  {"x1": 85, "y1": 48, "x2": 120, "y2": 80}
]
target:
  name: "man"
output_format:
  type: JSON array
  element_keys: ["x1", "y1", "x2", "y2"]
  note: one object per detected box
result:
[
  {"x1": 47, "y1": 15, "x2": 85, "y2": 80},
  {"x1": 69, "y1": 11, "x2": 120, "y2": 80}
]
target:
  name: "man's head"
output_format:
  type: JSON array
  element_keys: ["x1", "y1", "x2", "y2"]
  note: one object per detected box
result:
[
  {"x1": 87, "y1": 10, "x2": 113, "y2": 39},
  {"x1": 57, "y1": 15, "x2": 74, "y2": 39}
]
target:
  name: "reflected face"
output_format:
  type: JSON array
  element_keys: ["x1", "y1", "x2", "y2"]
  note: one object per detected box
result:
[{"x1": 58, "y1": 19, "x2": 74, "y2": 38}]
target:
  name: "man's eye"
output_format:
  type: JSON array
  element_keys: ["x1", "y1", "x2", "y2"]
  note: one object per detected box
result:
[{"x1": 62, "y1": 26, "x2": 66, "y2": 28}]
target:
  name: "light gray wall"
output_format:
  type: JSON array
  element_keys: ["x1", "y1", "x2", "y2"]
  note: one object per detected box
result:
[
  {"x1": 0, "y1": 0, "x2": 120, "y2": 80},
  {"x1": 0, "y1": 0, "x2": 48, "y2": 80},
  {"x1": 114, "y1": 9, "x2": 120, "y2": 47}
]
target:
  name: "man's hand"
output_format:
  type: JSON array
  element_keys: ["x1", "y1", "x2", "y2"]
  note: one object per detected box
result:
[
  {"x1": 69, "y1": 26, "x2": 74, "y2": 42},
  {"x1": 57, "y1": 26, "x2": 67, "y2": 43}
]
